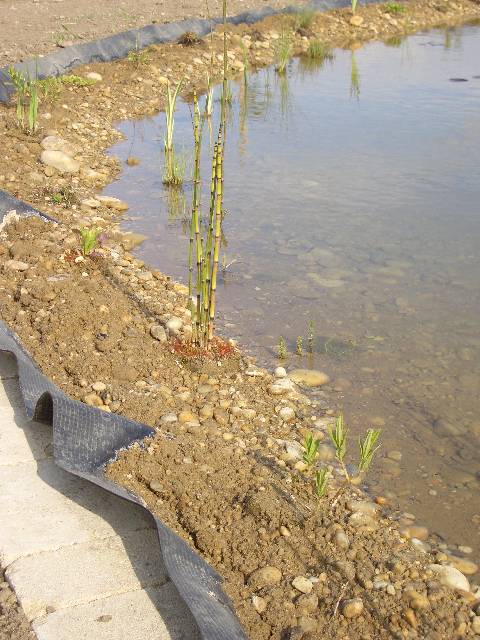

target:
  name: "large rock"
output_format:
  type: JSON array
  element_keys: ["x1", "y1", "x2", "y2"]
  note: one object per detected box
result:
[
  {"x1": 40, "y1": 150, "x2": 80, "y2": 173},
  {"x1": 289, "y1": 369, "x2": 330, "y2": 387}
]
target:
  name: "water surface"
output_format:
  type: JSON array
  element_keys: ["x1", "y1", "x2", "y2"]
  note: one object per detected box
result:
[{"x1": 105, "y1": 24, "x2": 480, "y2": 557}]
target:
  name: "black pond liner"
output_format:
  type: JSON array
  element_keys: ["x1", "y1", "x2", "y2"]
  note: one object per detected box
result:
[{"x1": 0, "y1": 2, "x2": 379, "y2": 633}]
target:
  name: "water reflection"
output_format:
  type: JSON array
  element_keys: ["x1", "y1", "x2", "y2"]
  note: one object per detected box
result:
[{"x1": 104, "y1": 24, "x2": 480, "y2": 558}]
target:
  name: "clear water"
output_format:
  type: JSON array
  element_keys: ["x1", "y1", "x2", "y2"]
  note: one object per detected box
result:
[{"x1": 104, "y1": 24, "x2": 480, "y2": 557}]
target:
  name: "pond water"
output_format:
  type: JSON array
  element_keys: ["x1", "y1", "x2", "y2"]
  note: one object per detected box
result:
[{"x1": 104, "y1": 24, "x2": 480, "y2": 558}]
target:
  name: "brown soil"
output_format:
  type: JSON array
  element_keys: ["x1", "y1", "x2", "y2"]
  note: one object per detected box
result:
[
  {"x1": 1, "y1": 3, "x2": 480, "y2": 639},
  {"x1": 0, "y1": 0, "x2": 309, "y2": 67},
  {"x1": 1, "y1": 211, "x2": 480, "y2": 640},
  {"x1": 0, "y1": 569, "x2": 34, "y2": 640}
]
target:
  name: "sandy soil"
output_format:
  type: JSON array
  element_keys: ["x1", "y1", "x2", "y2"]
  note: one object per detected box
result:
[
  {"x1": 0, "y1": 0, "x2": 308, "y2": 66},
  {"x1": 0, "y1": 570, "x2": 34, "y2": 640}
]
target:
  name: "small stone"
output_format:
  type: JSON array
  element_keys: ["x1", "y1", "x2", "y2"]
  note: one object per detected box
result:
[
  {"x1": 179, "y1": 411, "x2": 196, "y2": 424},
  {"x1": 252, "y1": 595, "x2": 267, "y2": 613},
  {"x1": 248, "y1": 566, "x2": 282, "y2": 590},
  {"x1": 274, "y1": 366, "x2": 287, "y2": 378},
  {"x1": 346, "y1": 500, "x2": 379, "y2": 516},
  {"x1": 292, "y1": 576, "x2": 313, "y2": 594},
  {"x1": 428, "y1": 564, "x2": 470, "y2": 591},
  {"x1": 149, "y1": 480, "x2": 163, "y2": 493},
  {"x1": 342, "y1": 598, "x2": 363, "y2": 618},
  {"x1": 86, "y1": 72, "x2": 102, "y2": 81},
  {"x1": 200, "y1": 404, "x2": 214, "y2": 419},
  {"x1": 472, "y1": 617, "x2": 480, "y2": 634},
  {"x1": 222, "y1": 432, "x2": 234, "y2": 441},
  {"x1": 280, "y1": 526, "x2": 291, "y2": 537},
  {"x1": 150, "y1": 324, "x2": 167, "y2": 342},
  {"x1": 41, "y1": 135, "x2": 77, "y2": 156},
  {"x1": 5, "y1": 259, "x2": 29, "y2": 271},
  {"x1": 160, "y1": 413, "x2": 177, "y2": 423},
  {"x1": 40, "y1": 149, "x2": 79, "y2": 173},
  {"x1": 298, "y1": 616, "x2": 316, "y2": 633},
  {"x1": 289, "y1": 369, "x2": 330, "y2": 387},
  {"x1": 404, "y1": 590, "x2": 429, "y2": 610},
  {"x1": 349, "y1": 14, "x2": 364, "y2": 26},
  {"x1": 404, "y1": 608, "x2": 417, "y2": 628},
  {"x1": 387, "y1": 450, "x2": 402, "y2": 461},
  {"x1": 83, "y1": 393, "x2": 103, "y2": 407},
  {"x1": 81, "y1": 198, "x2": 101, "y2": 208},
  {"x1": 399, "y1": 525, "x2": 429, "y2": 541},
  {"x1": 334, "y1": 529, "x2": 350, "y2": 550},
  {"x1": 126, "y1": 156, "x2": 140, "y2": 166},
  {"x1": 279, "y1": 406, "x2": 296, "y2": 422},
  {"x1": 446, "y1": 556, "x2": 478, "y2": 575},
  {"x1": 92, "y1": 381, "x2": 106, "y2": 392},
  {"x1": 213, "y1": 407, "x2": 229, "y2": 426},
  {"x1": 166, "y1": 316, "x2": 183, "y2": 334},
  {"x1": 95, "y1": 195, "x2": 129, "y2": 211}
]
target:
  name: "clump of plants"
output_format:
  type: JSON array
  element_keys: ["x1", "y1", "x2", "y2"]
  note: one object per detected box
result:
[
  {"x1": 163, "y1": 78, "x2": 185, "y2": 186},
  {"x1": 306, "y1": 39, "x2": 334, "y2": 63},
  {"x1": 186, "y1": 0, "x2": 230, "y2": 349},
  {"x1": 59, "y1": 74, "x2": 96, "y2": 87},
  {"x1": 302, "y1": 415, "x2": 381, "y2": 503},
  {"x1": 8, "y1": 64, "x2": 39, "y2": 134},
  {"x1": 277, "y1": 336, "x2": 287, "y2": 359},
  {"x1": 385, "y1": 2, "x2": 405, "y2": 13},
  {"x1": 77, "y1": 227, "x2": 102, "y2": 257},
  {"x1": 178, "y1": 31, "x2": 201, "y2": 46},
  {"x1": 274, "y1": 29, "x2": 293, "y2": 75},
  {"x1": 295, "y1": 7, "x2": 316, "y2": 31}
]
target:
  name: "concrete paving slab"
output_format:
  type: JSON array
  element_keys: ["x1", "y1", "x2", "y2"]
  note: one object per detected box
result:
[
  {"x1": 6, "y1": 530, "x2": 169, "y2": 620},
  {"x1": 0, "y1": 410, "x2": 52, "y2": 465},
  {"x1": 0, "y1": 460, "x2": 153, "y2": 564},
  {"x1": 33, "y1": 584, "x2": 200, "y2": 640}
]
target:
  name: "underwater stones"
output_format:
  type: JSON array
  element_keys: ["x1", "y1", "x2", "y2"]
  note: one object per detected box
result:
[
  {"x1": 248, "y1": 566, "x2": 282, "y2": 590},
  {"x1": 95, "y1": 195, "x2": 129, "y2": 211},
  {"x1": 399, "y1": 525, "x2": 429, "y2": 541},
  {"x1": 40, "y1": 150, "x2": 80, "y2": 173},
  {"x1": 428, "y1": 564, "x2": 470, "y2": 592},
  {"x1": 446, "y1": 556, "x2": 478, "y2": 576},
  {"x1": 289, "y1": 369, "x2": 330, "y2": 388}
]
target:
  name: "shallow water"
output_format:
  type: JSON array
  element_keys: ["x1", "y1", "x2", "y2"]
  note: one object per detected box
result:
[{"x1": 105, "y1": 25, "x2": 480, "y2": 559}]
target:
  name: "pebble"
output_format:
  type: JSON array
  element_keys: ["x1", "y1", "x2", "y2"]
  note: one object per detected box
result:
[
  {"x1": 446, "y1": 556, "x2": 478, "y2": 575},
  {"x1": 428, "y1": 564, "x2": 470, "y2": 591},
  {"x1": 404, "y1": 608, "x2": 417, "y2": 628},
  {"x1": 274, "y1": 366, "x2": 287, "y2": 378},
  {"x1": 166, "y1": 316, "x2": 183, "y2": 334},
  {"x1": 160, "y1": 413, "x2": 177, "y2": 423},
  {"x1": 248, "y1": 566, "x2": 282, "y2": 590},
  {"x1": 5, "y1": 259, "x2": 29, "y2": 271},
  {"x1": 472, "y1": 617, "x2": 480, "y2": 634},
  {"x1": 252, "y1": 595, "x2": 267, "y2": 613},
  {"x1": 81, "y1": 198, "x2": 101, "y2": 208},
  {"x1": 292, "y1": 576, "x2": 313, "y2": 594},
  {"x1": 288, "y1": 369, "x2": 330, "y2": 387},
  {"x1": 40, "y1": 149, "x2": 79, "y2": 173},
  {"x1": 150, "y1": 324, "x2": 167, "y2": 342},
  {"x1": 149, "y1": 480, "x2": 163, "y2": 493},
  {"x1": 86, "y1": 72, "x2": 102, "y2": 81},
  {"x1": 334, "y1": 529, "x2": 350, "y2": 550},
  {"x1": 41, "y1": 135, "x2": 77, "y2": 156},
  {"x1": 346, "y1": 500, "x2": 378, "y2": 516},
  {"x1": 268, "y1": 378, "x2": 296, "y2": 395},
  {"x1": 404, "y1": 590, "x2": 430, "y2": 610},
  {"x1": 349, "y1": 15, "x2": 364, "y2": 26},
  {"x1": 386, "y1": 450, "x2": 402, "y2": 461},
  {"x1": 279, "y1": 526, "x2": 291, "y2": 537},
  {"x1": 279, "y1": 406, "x2": 296, "y2": 422},
  {"x1": 95, "y1": 195, "x2": 129, "y2": 211},
  {"x1": 92, "y1": 381, "x2": 106, "y2": 392},
  {"x1": 179, "y1": 411, "x2": 196, "y2": 424},
  {"x1": 399, "y1": 525, "x2": 429, "y2": 541},
  {"x1": 341, "y1": 598, "x2": 363, "y2": 618},
  {"x1": 83, "y1": 393, "x2": 103, "y2": 407}
]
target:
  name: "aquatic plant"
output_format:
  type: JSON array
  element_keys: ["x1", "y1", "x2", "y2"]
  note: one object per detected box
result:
[
  {"x1": 302, "y1": 432, "x2": 320, "y2": 468},
  {"x1": 295, "y1": 7, "x2": 315, "y2": 31},
  {"x1": 315, "y1": 468, "x2": 330, "y2": 498},
  {"x1": 306, "y1": 39, "x2": 334, "y2": 63},
  {"x1": 296, "y1": 336, "x2": 303, "y2": 356},
  {"x1": 204, "y1": 72, "x2": 214, "y2": 117},
  {"x1": 350, "y1": 52, "x2": 360, "y2": 100},
  {"x1": 186, "y1": 0, "x2": 229, "y2": 349},
  {"x1": 164, "y1": 78, "x2": 185, "y2": 186},
  {"x1": 385, "y1": 2, "x2": 405, "y2": 13},
  {"x1": 239, "y1": 40, "x2": 249, "y2": 88},
  {"x1": 275, "y1": 29, "x2": 293, "y2": 75},
  {"x1": 8, "y1": 63, "x2": 39, "y2": 134},
  {"x1": 278, "y1": 336, "x2": 287, "y2": 359},
  {"x1": 77, "y1": 227, "x2": 101, "y2": 257},
  {"x1": 308, "y1": 320, "x2": 315, "y2": 353}
]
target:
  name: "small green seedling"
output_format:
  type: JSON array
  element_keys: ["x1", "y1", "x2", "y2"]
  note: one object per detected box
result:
[
  {"x1": 302, "y1": 432, "x2": 320, "y2": 468},
  {"x1": 329, "y1": 414, "x2": 349, "y2": 480},
  {"x1": 78, "y1": 227, "x2": 101, "y2": 257},
  {"x1": 278, "y1": 336, "x2": 287, "y2": 359},
  {"x1": 296, "y1": 336, "x2": 303, "y2": 356},
  {"x1": 315, "y1": 468, "x2": 330, "y2": 497},
  {"x1": 351, "y1": 0, "x2": 358, "y2": 12},
  {"x1": 358, "y1": 429, "x2": 381, "y2": 472},
  {"x1": 385, "y1": 2, "x2": 405, "y2": 13},
  {"x1": 8, "y1": 64, "x2": 39, "y2": 134}
]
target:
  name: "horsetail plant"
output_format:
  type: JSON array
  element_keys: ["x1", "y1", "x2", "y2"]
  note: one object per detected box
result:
[
  {"x1": 308, "y1": 320, "x2": 315, "y2": 353},
  {"x1": 186, "y1": 0, "x2": 229, "y2": 349},
  {"x1": 8, "y1": 63, "x2": 39, "y2": 134},
  {"x1": 329, "y1": 414, "x2": 349, "y2": 481},
  {"x1": 359, "y1": 429, "x2": 381, "y2": 472},
  {"x1": 275, "y1": 28, "x2": 293, "y2": 74},
  {"x1": 278, "y1": 336, "x2": 287, "y2": 359},
  {"x1": 296, "y1": 336, "x2": 303, "y2": 356},
  {"x1": 164, "y1": 78, "x2": 184, "y2": 185}
]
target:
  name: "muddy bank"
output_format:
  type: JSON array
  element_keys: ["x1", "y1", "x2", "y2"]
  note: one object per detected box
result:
[{"x1": 1, "y1": 213, "x2": 480, "y2": 639}]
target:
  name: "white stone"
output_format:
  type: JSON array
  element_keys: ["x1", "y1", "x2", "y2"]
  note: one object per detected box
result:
[
  {"x1": 41, "y1": 135, "x2": 77, "y2": 157},
  {"x1": 85, "y1": 72, "x2": 102, "y2": 82},
  {"x1": 274, "y1": 366, "x2": 287, "y2": 378},
  {"x1": 40, "y1": 150, "x2": 80, "y2": 173},
  {"x1": 428, "y1": 564, "x2": 470, "y2": 592}
]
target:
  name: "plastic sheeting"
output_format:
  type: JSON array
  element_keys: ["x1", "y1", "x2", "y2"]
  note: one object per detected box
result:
[{"x1": 0, "y1": 0, "x2": 360, "y2": 102}]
